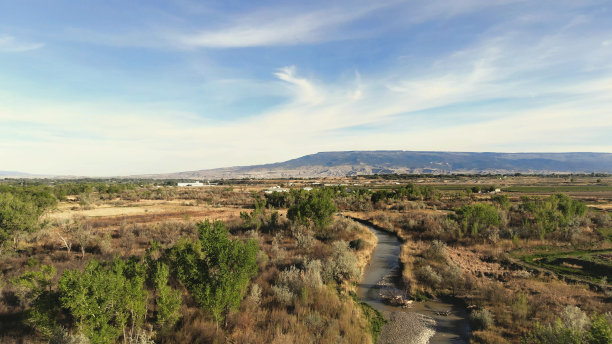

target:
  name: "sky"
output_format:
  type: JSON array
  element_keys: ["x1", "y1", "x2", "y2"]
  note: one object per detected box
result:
[{"x1": 1, "y1": 0, "x2": 611, "y2": 176}]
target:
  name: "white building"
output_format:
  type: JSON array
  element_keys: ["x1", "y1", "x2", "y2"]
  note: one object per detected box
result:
[
  {"x1": 177, "y1": 182, "x2": 204, "y2": 187},
  {"x1": 264, "y1": 186, "x2": 289, "y2": 194}
]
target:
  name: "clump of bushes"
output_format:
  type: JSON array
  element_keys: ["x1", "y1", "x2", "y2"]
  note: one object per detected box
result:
[
  {"x1": 522, "y1": 306, "x2": 612, "y2": 344},
  {"x1": 470, "y1": 308, "x2": 494, "y2": 330}
]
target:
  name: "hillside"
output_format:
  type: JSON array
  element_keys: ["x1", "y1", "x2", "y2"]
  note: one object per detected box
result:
[{"x1": 140, "y1": 151, "x2": 612, "y2": 179}]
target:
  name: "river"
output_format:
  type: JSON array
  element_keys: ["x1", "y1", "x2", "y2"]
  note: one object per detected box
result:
[{"x1": 356, "y1": 221, "x2": 471, "y2": 344}]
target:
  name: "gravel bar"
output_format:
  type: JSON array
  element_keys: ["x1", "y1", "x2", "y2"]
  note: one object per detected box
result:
[{"x1": 378, "y1": 310, "x2": 436, "y2": 344}]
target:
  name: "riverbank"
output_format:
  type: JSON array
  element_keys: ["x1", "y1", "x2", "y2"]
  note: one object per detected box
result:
[{"x1": 354, "y1": 217, "x2": 470, "y2": 344}]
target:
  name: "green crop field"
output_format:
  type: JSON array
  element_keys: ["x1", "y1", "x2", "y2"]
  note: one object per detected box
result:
[{"x1": 515, "y1": 248, "x2": 612, "y2": 284}]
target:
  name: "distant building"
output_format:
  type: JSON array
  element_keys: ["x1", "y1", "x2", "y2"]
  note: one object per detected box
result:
[
  {"x1": 264, "y1": 186, "x2": 289, "y2": 194},
  {"x1": 178, "y1": 182, "x2": 204, "y2": 187},
  {"x1": 177, "y1": 181, "x2": 217, "y2": 187},
  {"x1": 303, "y1": 187, "x2": 313, "y2": 191}
]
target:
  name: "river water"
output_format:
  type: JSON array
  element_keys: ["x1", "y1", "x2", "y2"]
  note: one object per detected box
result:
[{"x1": 356, "y1": 222, "x2": 471, "y2": 344}]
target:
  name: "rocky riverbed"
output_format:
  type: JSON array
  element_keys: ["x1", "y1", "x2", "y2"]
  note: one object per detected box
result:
[{"x1": 356, "y1": 220, "x2": 470, "y2": 344}]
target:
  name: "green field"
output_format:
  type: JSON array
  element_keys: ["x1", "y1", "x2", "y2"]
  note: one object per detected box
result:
[
  {"x1": 514, "y1": 248, "x2": 612, "y2": 284},
  {"x1": 502, "y1": 185, "x2": 612, "y2": 193}
]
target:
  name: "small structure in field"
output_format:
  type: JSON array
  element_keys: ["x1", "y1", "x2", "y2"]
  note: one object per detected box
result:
[
  {"x1": 178, "y1": 181, "x2": 204, "y2": 187},
  {"x1": 264, "y1": 186, "x2": 289, "y2": 194}
]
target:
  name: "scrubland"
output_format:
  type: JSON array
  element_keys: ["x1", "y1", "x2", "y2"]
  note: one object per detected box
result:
[{"x1": 0, "y1": 175, "x2": 610, "y2": 343}]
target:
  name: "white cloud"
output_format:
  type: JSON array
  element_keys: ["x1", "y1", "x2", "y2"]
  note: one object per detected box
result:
[
  {"x1": 0, "y1": 35, "x2": 44, "y2": 52},
  {"x1": 173, "y1": 4, "x2": 389, "y2": 48},
  {"x1": 2, "y1": 1, "x2": 612, "y2": 175},
  {"x1": 274, "y1": 66, "x2": 323, "y2": 105}
]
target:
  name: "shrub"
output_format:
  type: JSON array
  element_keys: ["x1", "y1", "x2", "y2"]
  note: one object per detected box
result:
[
  {"x1": 491, "y1": 194, "x2": 511, "y2": 210},
  {"x1": 272, "y1": 285, "x2": 294, "y2": 306},
  {"x1": 423, "y1": 240, "x2": 447, "y2": 261},
  {"x1": 292, "y1": 225, "x2": 314, "y2": 249},
  {"x1": 324, "y1": 241, "x2": 360, "y2": 283},
  {"x1": 521, "y1": 194, "x2": 587, "y2": 237},
  {"x1": 247, "y1": 283, "x2": 262, "y2": 306},
  {"x1": 303, "y1": 259, "x2": 323, "y2": 289},
  {"x1": 415, "y1": 265, "x2": 442, "y2": 288},
  {"x1": 562, "y1": 305, "x2": 590, "y2": 332},
  {"x1": 470, "y1": 309, "x2": 494, "y2": 330},
  {"x1": 49, "y1": 329, "x2": 90, "y2": 344},
  {"x1": 349, "y1": 238, "x2": 366, "y2": 251},
  {"x1": 523, "y1": 319, "x2": 583, "y2": 344},
  {"x1": 277, "y1": 265, "x2": 305, "y2": 293},
  {"x1": 512, "y1": 293, "x2": 529, "y2": 321}
]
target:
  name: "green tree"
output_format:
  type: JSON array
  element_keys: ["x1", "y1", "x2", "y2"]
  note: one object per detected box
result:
[
  {"x1": 153, "y1": 262, "x2": 182, "y2": 330},
  {"x1": 521, "y1": 194, "x2": 587, "y2": 238},
  {"x1": 455, "y1": 203, "x2": 501, "y2": 237},
  {"x1": 58, "y1": 258, "x2": 147, "y2": 344},
  {"x1": 588, "y1": 314, "x2": 612, "y2": 344},
  {"x1": 288, "y1": 190, "x2": 337, "y2": 229},
  {"x1": 0, "y1": 188, "x2": 56, "y2": 251},
  {"x1": 12, "y1": 265, "x2": 59, "y2": 337},
  {"x1": 169, "y1": 220, "x2": 258, "y2": 325},
  {"x1": 491, "y1": 194, "x2": 511, "y2": 211}
]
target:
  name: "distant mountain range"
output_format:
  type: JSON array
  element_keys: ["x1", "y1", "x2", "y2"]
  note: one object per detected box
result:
[
  {"x1": 0, "y1": 171, "x2": 32, "y2": 177},
  {"x1": 139, "y1": 151, "x2": 612, "y2": 179}
]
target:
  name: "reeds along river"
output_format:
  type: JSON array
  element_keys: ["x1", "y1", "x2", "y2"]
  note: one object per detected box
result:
[{"x1": 356, "y1": 221, "x2": 470, "y2": 344}]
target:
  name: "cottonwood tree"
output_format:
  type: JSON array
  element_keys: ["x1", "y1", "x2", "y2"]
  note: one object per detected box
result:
[
  {"x1": 153, "y1": 262, "x2": 182, "y2": 331},
  {"x1": 288, "y1": 190, "x2": 337, "y2": 229},
  {"x1": 58, "y1": 258, "x2": 147, "y2": 344},
  {"x1": 0, "y1": 189, "x2": 57, "y2": 252},
  {"x1": 168, "y1": 220, "x2": 258, "y2": 326}
]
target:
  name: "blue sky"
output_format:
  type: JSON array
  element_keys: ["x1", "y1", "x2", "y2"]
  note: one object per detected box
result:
[{"x1": 1, "y1": 0, "x2": 611, "y2": 176}]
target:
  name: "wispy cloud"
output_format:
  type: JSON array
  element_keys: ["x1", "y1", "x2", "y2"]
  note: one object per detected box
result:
[
  {"x1": 0, "y1": 35, "x2": 44, "y2": 52},
  {"x1": 1, "y1": 1, "x2": 611, "y2": 175},
  {"x1": 173, "y1": 4, "x2": 388, "y2": 48},
  {"x1": 274, "y1": 66, "x2": 323, "y2": 104}
]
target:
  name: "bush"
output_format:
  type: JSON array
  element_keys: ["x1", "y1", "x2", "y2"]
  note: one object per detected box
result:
[
  {"x1": 523, "y1": 311, "x2": 612, "y2": 344},
  {"x1": 271, "y1": 285, "x2": 294, "y2": 306},
  {"x1": 470, "y1": 309, "x2": 494, "y2": 330},
  {"x1": 512, "y1": 293, "x2": 529, "y2": 321},
  {"x1": 168, "y1": 220, "x2": 259, "y2": 324},
  {"x1": 423, "y1": 240, "x2": 447, "y2": 261},
  {"x1": 562, "y1": 305, "x2": 590, "y2": 332},
  {"x1": 292, "y1": 225, "x2": 314, "y2": 249},
  {"x1": 247, "y1": 283, "x2": 262, "y2": 306},
  {"x1": 349, "y1": 238, "x2": 366, "y2": 251},
  {"x1": 324, "y1": 241, "x2": 360, "y2": 283},
  {"x1": 415, "y1": 265, "x2": 442, "y2": 288}
]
